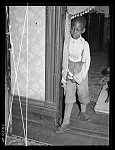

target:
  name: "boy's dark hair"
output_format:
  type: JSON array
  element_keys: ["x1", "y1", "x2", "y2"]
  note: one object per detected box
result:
[{"x1": 71, "y1": 16, "x2": 86, "y2": 30}]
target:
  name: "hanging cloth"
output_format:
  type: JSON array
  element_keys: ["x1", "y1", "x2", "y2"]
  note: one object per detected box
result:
[
  {"x1": 95, "y1": 6, "x2": 109, "y2": 18},
  {"x1": 67, "y1": 6, "x2": 95, "y2": 15}
]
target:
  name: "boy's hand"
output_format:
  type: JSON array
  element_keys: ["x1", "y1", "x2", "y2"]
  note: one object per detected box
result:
[
  {"x1": 73, "y1": 73, "x2": 83, "y2": 84},
  {"x1": 61, "y1": 77, "x2": 67, "y2": 87}
]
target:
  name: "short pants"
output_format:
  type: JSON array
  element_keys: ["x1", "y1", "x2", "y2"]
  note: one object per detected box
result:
[{"x1": 64, "y1": 60, "x2": 90, "y2": 104}]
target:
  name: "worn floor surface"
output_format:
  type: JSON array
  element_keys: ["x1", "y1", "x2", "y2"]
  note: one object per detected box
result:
[{"x1": 5, "y1": 50, "x2": 110, "y2": 146}]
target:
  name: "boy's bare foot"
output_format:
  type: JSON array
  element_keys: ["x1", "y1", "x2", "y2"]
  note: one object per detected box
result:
[{"x1": 78, "y1": 112, "x2": 91, "y2": 121}]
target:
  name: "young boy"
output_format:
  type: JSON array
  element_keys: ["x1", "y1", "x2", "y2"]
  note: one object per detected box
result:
[{"x1": 55, "y1": 15, "x2": 91, "y2": 134}]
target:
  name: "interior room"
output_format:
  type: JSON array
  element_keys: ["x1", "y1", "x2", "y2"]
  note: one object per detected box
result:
[{"x1": 5, "y1": 5, "x2": 110, "y2": 146}]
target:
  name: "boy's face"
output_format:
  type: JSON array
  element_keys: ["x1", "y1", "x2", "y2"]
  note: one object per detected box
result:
[{"x1": 70, "y1": 21, "x2": 85, "y2": 40}]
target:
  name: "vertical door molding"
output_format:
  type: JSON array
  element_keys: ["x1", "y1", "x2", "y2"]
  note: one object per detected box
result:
[
  {"x1": 45, "y1": 6, "x2": 56, "y2": 104},
  {"x1": 45, "y1": 6, "x2": 65, "y2": 102},
  {"x1": 45, "y1": 6, "x2": 66, "y2": 123},
  {"x1": 54, "y1": 6, "x2": 66, "y2": 122}
]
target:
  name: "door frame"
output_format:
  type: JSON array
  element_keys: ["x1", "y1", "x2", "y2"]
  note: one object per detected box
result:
[{"x1": 45, "y1": 6, "x2": 66, "y2": 124}]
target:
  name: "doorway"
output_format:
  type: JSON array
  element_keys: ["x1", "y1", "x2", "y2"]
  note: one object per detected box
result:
[
  {"x1": 82, "y1": 12, "x2": 105, "y2": 52},
  {"x1": 58, "y1": 8, "x2": 109, "y2": 125}
]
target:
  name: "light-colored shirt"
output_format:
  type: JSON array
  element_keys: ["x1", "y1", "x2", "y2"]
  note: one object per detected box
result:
[
  {"x1": 68, "y1": 35, "x2": 91, "y2": 82},
  {"x1": 69, "y1": 36, "x2": 85, "y2": 62}
]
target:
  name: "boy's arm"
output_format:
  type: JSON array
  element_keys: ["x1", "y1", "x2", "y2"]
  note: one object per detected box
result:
[
  {"x1": 73, "y1": 42, "x2": 90, "y2": 84},
  {"x1": 80, "y1": 41, "x2": 91, "y2": 79}
]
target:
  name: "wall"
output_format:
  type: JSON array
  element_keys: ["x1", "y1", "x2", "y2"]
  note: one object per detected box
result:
[{"x1": 9, "y1": 6, "x2": 45, "y2": 101}]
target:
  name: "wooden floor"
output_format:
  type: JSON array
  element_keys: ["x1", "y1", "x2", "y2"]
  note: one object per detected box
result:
[
  {"x1": 11, "y1": 116, "x2": 109, "y2": 146},
  {"x1": 88, "y1": 51, "x2": 109, "y2": 102},
  {"x1": 10, "y1": 99, "x2": 110, "y2": 146}
]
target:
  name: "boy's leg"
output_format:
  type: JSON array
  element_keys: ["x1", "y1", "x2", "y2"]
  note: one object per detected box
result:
[
  {"x1": 80, "y1": 103, "x2": 86, "y2": 113},
  {"x1": 55, "y1": 80, "x2": 76, "y2": 133},
  {"x1": 77, "y1": 74, "x2": 91, "y2": 121},
  {"x1": 55, "y1": 103, "x2": 73, "y2": 134},
  {"x1": 78, "y1": 104, "x2": 90, "y2": 121},
  {"x1": 62, "y1": 103, "x2": 73, "y2": 125},
  {"x1": 62, "y1": 80, "x2": 76, "y2": 124}
]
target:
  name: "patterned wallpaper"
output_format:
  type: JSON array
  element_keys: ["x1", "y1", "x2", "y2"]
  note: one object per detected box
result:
[{"x1": 9, "y1": 6, "x2": 45, "y2": 101}]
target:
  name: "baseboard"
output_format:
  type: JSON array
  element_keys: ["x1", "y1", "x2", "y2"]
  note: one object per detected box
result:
[{"x1": 12, "y1": 95, "x2": 58, "y2": 125}]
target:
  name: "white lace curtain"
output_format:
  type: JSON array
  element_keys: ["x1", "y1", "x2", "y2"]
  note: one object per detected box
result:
[
  {"x1": 67, "y1": 6, "x2": 95, "y2": 16},
  {"x1": 67, "y1": 6, "x2": 109, "y2": 18}
]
